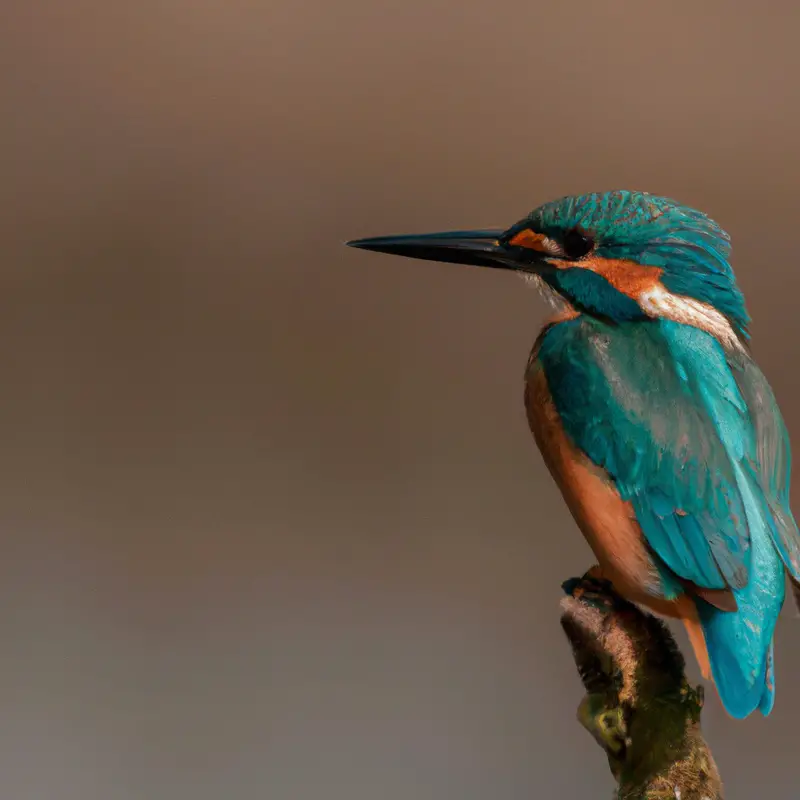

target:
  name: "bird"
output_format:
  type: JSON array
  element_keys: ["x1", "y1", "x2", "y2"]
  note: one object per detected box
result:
[{"x1": 347, "y1": 190, "x2": 800, "y2": 719}]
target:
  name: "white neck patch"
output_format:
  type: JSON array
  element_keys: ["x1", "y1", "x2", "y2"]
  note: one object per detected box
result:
[{"x1": 638, "y1": 285, "x2": 742, "y2": 350}]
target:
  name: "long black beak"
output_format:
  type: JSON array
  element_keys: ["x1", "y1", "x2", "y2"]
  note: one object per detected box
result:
[{"x1": 346, "y1": 229, "x2": 537, "y2": 272}]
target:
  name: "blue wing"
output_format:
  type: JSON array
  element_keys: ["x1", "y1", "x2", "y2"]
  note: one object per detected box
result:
[
  {"x1": 537, "y1": 316, "x2": 798, "y2": 717},
  {"x1": 539, "y1": 318, "x2": 755, "y2": 591},
  {"x1": 727, "y1": 346, "x2": 800, "y2": 580}
]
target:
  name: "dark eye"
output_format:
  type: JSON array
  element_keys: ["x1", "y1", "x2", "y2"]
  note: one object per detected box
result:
[{"x1": 562, "y1": 228, "x2": 594, "y2": 259}]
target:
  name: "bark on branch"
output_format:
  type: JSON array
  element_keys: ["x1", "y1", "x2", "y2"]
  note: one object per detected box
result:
[{"x1": 560, "y1": 571, "x2": 723, "y2": 800}]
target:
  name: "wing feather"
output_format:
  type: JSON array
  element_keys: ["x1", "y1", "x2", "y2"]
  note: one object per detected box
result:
[{"x1": 537, "y1": 317, "x2": 758, "y2": 592}]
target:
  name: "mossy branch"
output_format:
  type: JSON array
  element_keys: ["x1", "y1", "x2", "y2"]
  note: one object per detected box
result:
[{"x1": 560, "y1": 571, "x2": 723, "y2": 800}]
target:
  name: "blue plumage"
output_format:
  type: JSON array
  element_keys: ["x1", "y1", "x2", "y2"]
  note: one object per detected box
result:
[
  {"x1": 537, "y1": 315, "x2": 793, "y2": 717},
  {"x1": 540, "y1": 266, "x2": 649, "y2": 321},
  {"x1": 511, "y1": 191, "x2": 750, "y2": 334},
  {"x1": 347, "y1": 188, "x2": 798, "y2": 719}
]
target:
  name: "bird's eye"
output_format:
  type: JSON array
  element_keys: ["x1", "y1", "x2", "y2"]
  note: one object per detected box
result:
[{"x1": 562, "y1": 229, "x2": 594, "y2": 259}]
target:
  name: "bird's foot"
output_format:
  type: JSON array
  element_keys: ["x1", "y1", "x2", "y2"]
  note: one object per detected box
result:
[{"x1": 562, "y1": 565, "x2": 617, "y2": 610}]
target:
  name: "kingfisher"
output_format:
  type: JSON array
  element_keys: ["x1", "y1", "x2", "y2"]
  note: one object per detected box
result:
[{"x1": 347, "y1": 190, "x2": 800, "y2": 719}]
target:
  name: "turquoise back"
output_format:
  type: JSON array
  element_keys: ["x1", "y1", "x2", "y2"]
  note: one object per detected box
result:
[{"x1": 536, "y1": 315, "x2": 797, "y2": 717}]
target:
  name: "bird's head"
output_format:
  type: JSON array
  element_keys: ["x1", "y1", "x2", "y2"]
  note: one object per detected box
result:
[{"x1": 348, "y1": 190, "x2": 749, "y2": 342}]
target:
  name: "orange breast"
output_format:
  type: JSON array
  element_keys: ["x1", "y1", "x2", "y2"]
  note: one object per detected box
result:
[
  {"x1": 524, "y1": 360, "x2": 660, "y2": 600},
  {"x1": 524, "y1": 349, "x2": 711, "y2": 678}
]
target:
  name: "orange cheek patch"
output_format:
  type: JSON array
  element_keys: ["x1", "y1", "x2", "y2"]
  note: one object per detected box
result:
[
  {"x1": 509, "y1": 229, "x2": 554, "y2": 252},
  {"x1": 583, "y1": 256, "x2": 663, "y2": 297}
]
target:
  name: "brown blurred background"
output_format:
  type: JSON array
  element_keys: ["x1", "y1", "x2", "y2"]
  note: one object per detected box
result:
[{"x1": 1, "y1": 0, "x2": 799, "y2": 797}]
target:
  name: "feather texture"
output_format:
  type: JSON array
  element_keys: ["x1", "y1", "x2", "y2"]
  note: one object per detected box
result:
[
  {"x1": 507, "y1": 191, "x2": 750, "y2": 336},
  {"x1": 535, "y1": 315, "x2": 796, "y2": 717}
]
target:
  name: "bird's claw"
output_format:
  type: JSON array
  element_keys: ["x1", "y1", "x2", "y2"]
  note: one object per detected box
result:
[{"x1": 562, "y1": 569, "x2": 617, "y2": 610}]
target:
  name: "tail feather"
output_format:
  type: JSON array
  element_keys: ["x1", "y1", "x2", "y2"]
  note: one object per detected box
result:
[
  {"x1": 697, "y1": 596, "x2": 779, "y2": 718},
  {"x1": 695, "y1": 464, "x2": 784, "y2": 718}
]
